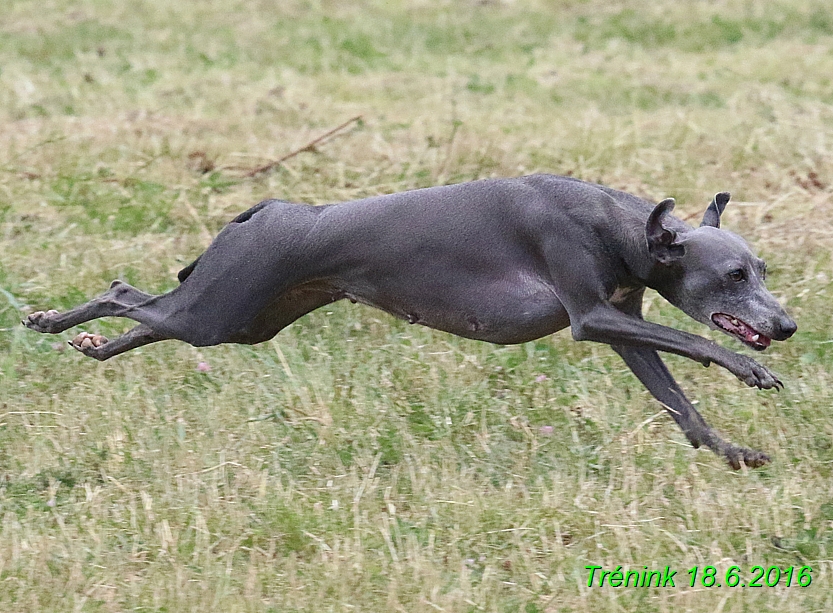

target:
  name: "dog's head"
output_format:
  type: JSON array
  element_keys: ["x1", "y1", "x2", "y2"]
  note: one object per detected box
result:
[{"x1": 645, "y1": 193, "x2": 796, "y2": 350}]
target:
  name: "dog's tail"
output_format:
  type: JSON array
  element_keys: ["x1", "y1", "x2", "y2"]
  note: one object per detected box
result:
[{"x1": 177, "y1": 255, "x2": 201, "y2": 283}]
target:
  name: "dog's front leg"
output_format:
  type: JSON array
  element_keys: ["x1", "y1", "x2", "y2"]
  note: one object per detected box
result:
[
  {"x1": 612, "y1": 345, "x2": 770, "y2": 468},
  {"x1": 572, "y1": 305, "x2": 782, "y2": 390}
]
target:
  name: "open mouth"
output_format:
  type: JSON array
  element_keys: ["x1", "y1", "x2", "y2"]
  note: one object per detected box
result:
[{"x1": 711, "y1": 313, "x2": 771, "y2": 351}]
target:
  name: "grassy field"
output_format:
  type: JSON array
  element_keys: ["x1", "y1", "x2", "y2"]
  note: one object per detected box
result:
[{"x1": 2, "y1": 0, "x2": 833, "y2": 610}]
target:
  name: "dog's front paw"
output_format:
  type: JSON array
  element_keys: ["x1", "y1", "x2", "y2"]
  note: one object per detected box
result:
[
  {"x1": 69, "y1": 332, "x2": 109, "y2": 357},
  {"x1": 731, "y1": 355, "x2": 783, "y2": 390},
  {"x1": 23, "y1": 310, "x2": 61, "y2": 333},
  {"x1": 723, "y1": 445, "x2": 771, "y2": 470}
]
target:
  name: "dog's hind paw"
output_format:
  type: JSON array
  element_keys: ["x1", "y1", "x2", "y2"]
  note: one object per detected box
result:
[
  {"x1": 724, "y1": 446, "x2": 771, "y2": 470},
  {"x1": 69, "y1": 332, "x2": 109, "y2": 357},
  {"x1": 23, "y1": 310, "x2": 61, "y2": 333}
]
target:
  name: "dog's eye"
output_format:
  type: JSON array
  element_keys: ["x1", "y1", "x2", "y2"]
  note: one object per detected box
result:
[{"x1": 728, "y1": 269, "x2": 745, "y2": 282}]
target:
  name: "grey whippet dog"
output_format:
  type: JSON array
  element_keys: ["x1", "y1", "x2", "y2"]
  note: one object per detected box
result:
[{"x1": 24, "y1": 174, "x2": 796, "y2": 468}]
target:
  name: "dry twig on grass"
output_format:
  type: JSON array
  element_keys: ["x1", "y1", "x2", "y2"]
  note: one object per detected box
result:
[{"x1": 240, "y1": 115, "x2": 363, "y2": 178}]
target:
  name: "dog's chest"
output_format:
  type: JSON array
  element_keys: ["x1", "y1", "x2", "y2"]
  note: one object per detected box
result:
[{"x1": 609, "y1": 284, "x2": 642, "y2": 306}]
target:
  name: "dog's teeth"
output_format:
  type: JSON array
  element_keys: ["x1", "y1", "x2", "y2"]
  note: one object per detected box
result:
[
  {"x1": 751, "y1": 334, "x2": 759, "y2": 341},
  {"x1": 731, "y1": 318, "x2": 740, "y2": 326}
]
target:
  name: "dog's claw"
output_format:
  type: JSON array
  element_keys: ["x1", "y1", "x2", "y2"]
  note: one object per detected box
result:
[{"x1": 732, "y1": 355, "x2": 782, "y2": 390}]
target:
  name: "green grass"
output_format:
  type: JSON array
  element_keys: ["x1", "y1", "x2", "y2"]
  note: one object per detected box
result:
[{"x1": 2, "y1": 0, "x2": 833, "y2": 611}]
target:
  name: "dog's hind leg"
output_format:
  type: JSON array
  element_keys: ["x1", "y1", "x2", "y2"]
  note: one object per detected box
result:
[
  {"x1": 612, "y1": 345, "x2": 770, "y2": 469},
  {"x1": 224, "y1": 281, "x2": 341, "y2": 345},
  {"x1": 68, "y1": 323, "x2": 169, "y2": 361},
  {"x1": 24, "y1": 281, "x2": 161, "y2": 335},
  {"x1": 25, "y1": 200, "x2": 326, "y2": 349}
]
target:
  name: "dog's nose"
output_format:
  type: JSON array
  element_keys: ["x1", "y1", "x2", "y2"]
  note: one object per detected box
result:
[{"x1": 778, "y1": 317, "x2": 797, "y2": 339}]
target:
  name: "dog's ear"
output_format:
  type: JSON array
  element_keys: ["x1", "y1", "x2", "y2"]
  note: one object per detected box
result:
[
  {"x1": 646, "y1": 198, "x2": 684, "y2": 264},
  {"x1": 700, "y1": 192, "x2": 730, "y2": 228}
]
